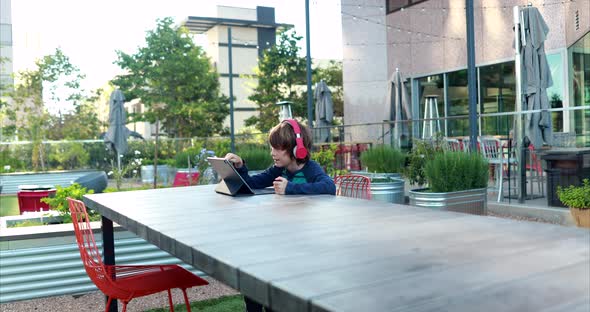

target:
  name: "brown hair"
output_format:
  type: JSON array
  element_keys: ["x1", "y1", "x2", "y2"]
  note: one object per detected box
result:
[{"x1": 268, "y1": 120, "x2": 312, "y2": 164}]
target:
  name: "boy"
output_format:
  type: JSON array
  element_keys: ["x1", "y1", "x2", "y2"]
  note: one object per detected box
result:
[
  {"x1": 225, "y1": 119, "x2": 335, "y2": 312},
  {"x1": 225, "y1": 119, "x2": 336, "y2": 196}
]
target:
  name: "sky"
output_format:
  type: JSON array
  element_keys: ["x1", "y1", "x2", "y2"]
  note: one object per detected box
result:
[{"x1": 10, "y1": 0, "x2": 343, "y2": 96}]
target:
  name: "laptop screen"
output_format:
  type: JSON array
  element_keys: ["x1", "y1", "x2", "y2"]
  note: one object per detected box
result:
[{"x1": 207, "y1": 157, "x2": 274, "y2": 195}]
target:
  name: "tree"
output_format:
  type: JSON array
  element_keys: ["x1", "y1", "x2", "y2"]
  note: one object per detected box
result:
[
  {"x1": 246, "y1": 33, "x2": 343, "y2": 132},
  {"x1": 46, "y1": 101, "x2": 102, "y2": 140},
  {"x1": 6, "y1": 48, "x2": 85, "y2": 170},
  {"x1": 245, "y1": 30, "x2": 307, "y2": 132},
  {"x1": 112, "y1": 17, "x2": 229, "y2": 138}
]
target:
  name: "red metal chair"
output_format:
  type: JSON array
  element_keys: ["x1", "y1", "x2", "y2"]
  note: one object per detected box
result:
[
  {"x1": 334, "y1": 174, "x2": 371, "y2": 200},
  {"x1": 67, "y1": 198, "x2": 208, "y2": 312},
  {"x1": 526, "y1": 145, "x2": 545, "y2": 196}
]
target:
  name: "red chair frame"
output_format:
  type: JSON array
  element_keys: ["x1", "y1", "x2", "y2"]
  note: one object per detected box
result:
[
  {"x1": 67, "y1": 198, "x2": 208, "y2": 312},
  {"x1": 334, "y1": 174, "x2": 371, "y2": 200}
]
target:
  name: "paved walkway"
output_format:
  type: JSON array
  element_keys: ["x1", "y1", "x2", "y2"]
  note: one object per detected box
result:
[{"x1": 0, "y1": 277, "x2": 240, "y2": 312}]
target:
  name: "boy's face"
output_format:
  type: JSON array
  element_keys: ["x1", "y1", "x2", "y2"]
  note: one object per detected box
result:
[{"x1": 271, "y1": 146, "x2": 294, "y2": 168}]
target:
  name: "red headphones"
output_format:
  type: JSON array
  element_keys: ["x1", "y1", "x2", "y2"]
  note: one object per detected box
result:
[{"x1": 283, "y1": 119, "x2": 308, "y2": 159}]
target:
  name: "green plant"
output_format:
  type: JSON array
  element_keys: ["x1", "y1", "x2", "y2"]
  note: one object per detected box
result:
[
  {"x1": 557, "y1": 179, "x2": 590, "y2": 209},
  {"x1": 108, "y1": 151, "x2": 143, "y2": 191},
  {"x1": 312, "y1": 144, "x2": 338, "y2": 177},
  {"x1": 404, "y1": 135, "x2": 446, "y2": 186},
  {"x1": 359, "y1": 145, "x2": 405, "y2": 174},
  {"x1": 48, "y1": 142, "x2": 90, "y2": 170},
  {"x1": 424, "y1": 151, "x2": 488, "y2": 193},
  {"x1": 237, "y1": 146, "x2": 272, "y2": 170},
  {"x1": 41, "y1": 183, "x2": 96, "y2": 223}
]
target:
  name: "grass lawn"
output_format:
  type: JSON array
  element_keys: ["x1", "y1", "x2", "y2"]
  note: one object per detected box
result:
[
  {"x1": 146, "y1": 295, "x2": 244, "y2": 312},
  {"x1": 0, "y1": 195, "x2": 19, "y2": 217}
]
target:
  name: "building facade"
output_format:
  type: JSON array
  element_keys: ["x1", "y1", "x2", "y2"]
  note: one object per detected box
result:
[
  {"x1": 0, "y1": 0, "x2": 13, "y2": 87},
  {"x1": 183, "y1": 6, "x2": 292, "y2": 131},
  {"x1": 342, "y1": 0, "x2": 589, "y2": 146}
]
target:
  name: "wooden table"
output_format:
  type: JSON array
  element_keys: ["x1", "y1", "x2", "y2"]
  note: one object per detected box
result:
[{"x1": 84, "y1": 185, "x2": 590, "y2": 312}]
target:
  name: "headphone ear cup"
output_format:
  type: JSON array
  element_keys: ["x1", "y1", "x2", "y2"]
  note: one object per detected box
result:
[{"x1": 294, "y1": 139, "x2": 308, "y2": 159}]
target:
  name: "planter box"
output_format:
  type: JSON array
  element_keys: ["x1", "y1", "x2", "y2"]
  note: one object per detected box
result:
[
  {"x1": 569, "y1": 207, "x2": 590, "y2": 228},
  {"x1": 172, "y1": 169, "x2": 200, "y2": 187},
  {"x1": 409, "y1": 188, "x2": 487, "y2": 215},
  {"x1": 17, "y1": 189, "x2": 56, "y2": 214},
  {"x1": 353, "y1": 172, "x2": 405, "y2": 204},
  {"x1": 140, "y1": 165, "x2": 174, "y2": 186}
]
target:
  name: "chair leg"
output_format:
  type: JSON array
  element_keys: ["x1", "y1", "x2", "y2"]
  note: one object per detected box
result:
[
  {"x1": 122, "y1": 302, "x2": 128, "y2": 312},
  {"x1": 182, "y1": 289, "x2": 192, "y2": 312},
  {"x1": 497, "y1": 165, "x2": 503, "y2": 203},
  {"x1": 104, "y1": 297, "x2": 113, "y2": 312},
  {"x1": 167, "y1": 289, "x2": 175, "y2": 312}
]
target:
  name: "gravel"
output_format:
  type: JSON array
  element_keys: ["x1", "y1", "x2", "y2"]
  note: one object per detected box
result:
[
  {"x1": 0, "y1": 277, "x2": 240, "y2": 312},
  {"x1": 487, "y1": 211, "x2": 562, "y2": 224}
]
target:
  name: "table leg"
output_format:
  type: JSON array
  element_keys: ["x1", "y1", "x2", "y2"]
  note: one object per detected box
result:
[{"x1": 101, "y1": 216, "x2": 118, "y2": 312}]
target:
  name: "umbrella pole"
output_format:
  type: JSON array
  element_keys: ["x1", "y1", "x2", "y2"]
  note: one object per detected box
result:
[
  {"x1": 514, "y1": 6, "x2": 525, "y2": 203},
  {"x1": 117, "y1": 154, "x2": 121, "y2": 172}
]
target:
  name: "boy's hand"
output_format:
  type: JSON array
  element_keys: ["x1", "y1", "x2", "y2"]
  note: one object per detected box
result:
[
  {"x1": 273, "y1": 177, "x2": 288, "y2": 195},
  {"x1": 224, "y1": 153, "x2": 243, "y2": 168}
]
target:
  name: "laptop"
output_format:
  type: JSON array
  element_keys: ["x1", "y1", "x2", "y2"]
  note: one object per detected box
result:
[{"x1": 207, "y1": 157, "x2": 275, "y2": 196}]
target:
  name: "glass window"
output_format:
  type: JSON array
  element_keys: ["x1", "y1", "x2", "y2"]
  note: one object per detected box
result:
[
  {"x1": 546, "y1": 53, "x2": 564, "y2": 132},
  {"x1": 386, "y1": 0, "x2": 428, "y2": 14},
  {"x1": 447, "y1": 69, "x2": 470, "y2": 137},
  {"x1": 417, "y1": 74, "x2": 444, "y2": 138},
  {"x1": 478, "y1": 61, "x2": 516, "y2": 136},
  {"x1": 0, "y1": 24, "x2": 11, "y2": 45},
  {"x1": 569, "y1": 31, "x2": 590, "y2": 147}
]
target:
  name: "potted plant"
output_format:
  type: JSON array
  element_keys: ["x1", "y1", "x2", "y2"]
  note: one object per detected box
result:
[
  {"x1": 557, "y1": 179, "x2": 590, "y2": 228},
  {"x1": 404, "y1": 135, "x2": 445, "y2": 187},
  {"x1": 358, "y1": 145, "x2": 406, "y2": 204},
  {"x1": 409, "y1": 151, "x2": 489, "y2": 215},
  {"x1": 172, "y1": 147, "x2": 202, "y2": 186}
]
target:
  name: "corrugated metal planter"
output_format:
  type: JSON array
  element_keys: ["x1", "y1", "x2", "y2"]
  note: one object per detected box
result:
[
  {"x1": 409, "y1": 188, "x2": 487, "y2": 215},
  {"x1": 352, "y1": 172, "x2": 405, "y2": 204},
  {"x1": 140, "y1": 165, "x2": 173, "y2": 185}
]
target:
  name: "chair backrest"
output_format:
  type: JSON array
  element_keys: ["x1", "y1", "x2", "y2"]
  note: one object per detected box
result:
[
  {"x1": 334, "y1": 174, "x2": 371, "y2": 200},
  {"x1": 462, "y1": 138, "x2": 471, "y2": 153},
  {"x1": 479, "y1": 137, "x2": 501, "y2": 160},
  {"x1": 444, "y1": 138, "x2": 461, "y2": 152},
  {"x1": 528, "y1": 145, "x2": 543, "y2": 173},
  {"x1": 67, "y1": 198, "x2": 111, "y2": 292}
]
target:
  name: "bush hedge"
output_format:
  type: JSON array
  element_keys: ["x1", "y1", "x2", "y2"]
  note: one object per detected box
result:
[{"x1": 424, "y1": 151, "x2": 488, "y2": 193}]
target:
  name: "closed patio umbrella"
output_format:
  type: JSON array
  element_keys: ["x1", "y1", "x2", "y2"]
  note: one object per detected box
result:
[
  {"x1": 513, "y1": 5, "x2": 554, "y2": 203},
  {"x1": 104, "y1": 89, "x2": 130, "y2": 170},
  {"x1": 520, "y1": 6, "x2": 553, "y2": 148},
  {"x1": 314, "y1": 80, "x2": 334, "y2": 143},
  {"x1": 386, "y1": 69, "x2": 412, "y2": 148}
]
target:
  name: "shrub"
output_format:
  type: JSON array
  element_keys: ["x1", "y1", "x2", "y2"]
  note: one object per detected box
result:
[
  {"x1": 404, "y1": 136, "x2": 446, "y2": 186},
  {"x1": 360, "y1": 145, "x2": 405, "y2": 174},
  {"x1": 424, "y1": 151, "x2": 488, "y2": 193},
  {"x1": 557, "y1": 179, "x2": 590, "y2": 209},
  {"x1": 237, "y1": 145, "x2": 272, "y2": 170},
  {"x1": 48, "y1": 142, "x2": 90, "y2": 170},
  {"x1": 174, "y1": 146, "x2": 203, "y2": 168},
  {"x1": 41, "y1": 183, "x2": 96, "y2": 223},
  {"x1": 312, "y1": 144, "x2": 339, "y2": 177}
]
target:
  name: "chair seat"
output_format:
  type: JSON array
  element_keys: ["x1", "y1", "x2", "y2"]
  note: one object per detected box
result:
[{"x1": 108, "y1": 265, "x2": 208, "y2": 298}]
